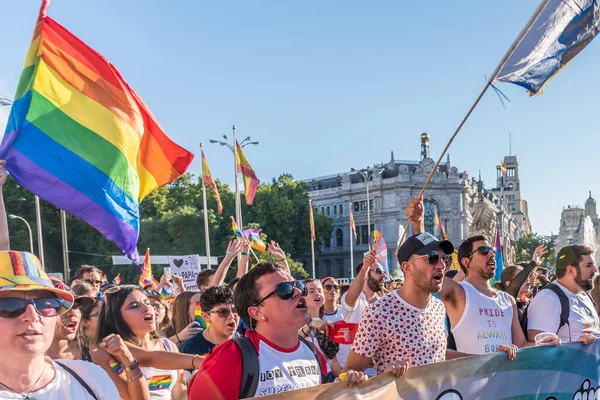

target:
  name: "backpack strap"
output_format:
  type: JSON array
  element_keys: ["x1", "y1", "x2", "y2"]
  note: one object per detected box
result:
[
  {"x1": 55, "y1": 361, "x2": 99, "y2": 400},
  {"x1": 545, "y1": 283, "x2": 570, "y2": 331},
  {"x1": 298, "y1": 336, "x2": 327, "y2": 384},
  {"x1": 233, "y1": 337, "x2": 259, "y2": 399}
]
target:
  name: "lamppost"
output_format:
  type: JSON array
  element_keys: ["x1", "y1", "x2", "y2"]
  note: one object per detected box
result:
[
  {"x1": 209, "y1": 125, "x2": 258, "y2": 242},
  {"x1": 8, "y1": 214, "x2": 34, "y2": 254},
  {"x1": 350, "y1": 167, "x2": 384, "y2": 231}
]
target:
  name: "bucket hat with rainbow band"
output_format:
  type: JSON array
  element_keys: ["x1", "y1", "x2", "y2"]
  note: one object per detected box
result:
[{"x1": 0, "y1": 251, "x2": 74, "y2": 311}]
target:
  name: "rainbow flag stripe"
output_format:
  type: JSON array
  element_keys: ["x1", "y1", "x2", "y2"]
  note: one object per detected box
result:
[
  {"x1": 0, "y1": 1, "x2": 193, "y2": 263},
  {"x1": 148, "y1": 374, "x2": 172, "y2": 391},
  {"x1": 194, "y1": 301, "x2": 208, "y2": 329},
  {"x1": 108, "y1": 357, "x2": 124, "y2": 375}
]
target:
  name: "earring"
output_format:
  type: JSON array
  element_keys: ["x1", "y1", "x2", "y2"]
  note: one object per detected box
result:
[{"x1": 261, "y1": 317, "x2": 266, "y2": 321}]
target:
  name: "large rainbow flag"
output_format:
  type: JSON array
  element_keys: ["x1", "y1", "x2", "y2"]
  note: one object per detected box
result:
[{"x1": 0, "y1": 1, "x2": 194, "y2": 262}]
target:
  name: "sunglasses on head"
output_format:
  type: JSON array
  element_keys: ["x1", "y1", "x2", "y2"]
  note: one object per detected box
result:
[
  {"x1": 0, "y1": 297, "x2": 65, "y2": 319},
  {"x1": 324, "y1": 284, "x2": 340, "y2": 291},
  {"x1": 412, "y1": 251, "x2": 452, "y2": 266},
  {"x1": 468, "y1": 246, "x2": 497, "y2": 257},
  {"x1": 254, "y1": 280, "x2": 308, "y2": 306},
  {"x1": 207, "y1": 307, "x2": 238, "y2": 319}
]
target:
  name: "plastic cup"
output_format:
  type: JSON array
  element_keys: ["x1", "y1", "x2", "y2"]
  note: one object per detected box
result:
[{"x1": 535, "y1": 332, "x2": 560, "y2": 346}]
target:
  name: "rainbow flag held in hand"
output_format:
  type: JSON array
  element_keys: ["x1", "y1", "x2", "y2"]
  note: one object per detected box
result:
[
  {"x1": 0, "y1": 0, "x2": 194, "y2": 263},
  {"x1": 243, "y1": 228, "x2": 266, "y2": 251},
  {"x1": 100, "y1": 274, "x2": 109, "y2": 286},
  {"x1": 368, "y1": 230, "x2": 389, "y2": 277},
  {"x1": 111, "y1": 273, "x2": 121, "y2": 285}
]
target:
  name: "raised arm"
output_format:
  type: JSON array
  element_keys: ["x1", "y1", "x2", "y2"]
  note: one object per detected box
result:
[
  {"x1": 210, "y1": 240, "x2": 243, "y2": 287},
  {"x1": 236, "y1": 240, "x2": 251, "y2": 278},
  {"x1": 268, "y1": 241, "x2": 290, "y2": 273},
  {"x1": 0, "y1": 161, "x2": 9, "y2": 251},
  {"x1": 344, "y1": 251, "x2": 376, "y2": 308}
]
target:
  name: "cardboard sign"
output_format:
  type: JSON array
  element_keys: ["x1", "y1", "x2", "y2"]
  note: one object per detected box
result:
[
  {"x1": 167, "y1": 255, "x2": 200, "y2": 290},
  {"x1": 327, "y1": 321, "x2": 359, "y2": 345}
]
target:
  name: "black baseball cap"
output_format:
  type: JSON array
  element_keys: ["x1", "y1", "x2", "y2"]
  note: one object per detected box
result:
[{"x1": 397, "y1": 232, "x2": 454, "y2": 265}]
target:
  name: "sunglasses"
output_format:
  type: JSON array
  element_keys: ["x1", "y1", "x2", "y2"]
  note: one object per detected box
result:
[
  {"x1": 207, "y1": 307, "x2": 238, "y2": 319},
  {"x1": 412, "y1": 251, "x2": 452, "y2": 266},
  {"x1": 254, "y1": 281, "x2": 308, "y2": 306},
  {"x1": 468, "y1": 246, "x2": 497, "y2": 257},
  {"x1": 0, "y1": 297, "x2": 65, "y2": 318},
  {"x1": 370, "y1": 268, "x2": 385, "y2": 275},
  {"x1": 324, "y1": 284, "x2": 340, "y2": 291}
]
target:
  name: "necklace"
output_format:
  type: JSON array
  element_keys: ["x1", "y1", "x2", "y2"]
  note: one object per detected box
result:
[{"x1": 0, "y1": 364, "x2": 46, "y2": 400}]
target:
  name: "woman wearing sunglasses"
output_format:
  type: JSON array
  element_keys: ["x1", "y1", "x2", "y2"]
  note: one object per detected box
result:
[
  {"x1": 0, "y1": 251, "x2": 120, "y2": 399},
  {"x1": 95, "y1": 285, "x2": 188, "y2": 400}
]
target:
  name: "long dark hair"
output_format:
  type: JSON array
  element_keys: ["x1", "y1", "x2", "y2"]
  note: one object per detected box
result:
[
  {"x1": 164, "y1": 291, "x2": 199, "y2": 337},
  {"x1": 94, "y1": 285, "x2": 150, "y2": 346}
]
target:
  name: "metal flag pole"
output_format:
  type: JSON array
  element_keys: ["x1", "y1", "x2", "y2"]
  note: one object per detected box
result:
[
  {"x1": 349, "y1": 202, "x2": 354, "y2": 280},
  {"x1": 34, "y1": 196, "x2": 45, "y2": 268},
  {"x1": 395, "y1": 0, "x2": 551, "y2": 250},
  {"x1": 309, "y1": 199, "x2": 316, "y2": 278},
  {"x1": 200, "y1": 144, "x2": 212, "y2": 270},
  {"x1": 232, "y1": 125, "x2": 243, "y2": 267},
  {"x1": 60, "y1": 210, "x2": 69, "y2": 279}
]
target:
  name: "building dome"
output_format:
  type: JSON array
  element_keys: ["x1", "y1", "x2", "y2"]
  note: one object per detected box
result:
[{"x1": 421, "y1": 132, "x2": 429, "y2": 141}]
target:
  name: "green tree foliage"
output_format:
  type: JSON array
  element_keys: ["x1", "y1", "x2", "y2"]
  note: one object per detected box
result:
[
  {"x1": 515, "y1": 233, "x2": 556, "y2": 269},
  {"x1": 3, "y1": 173, "x2": 330, "y2": 283}
]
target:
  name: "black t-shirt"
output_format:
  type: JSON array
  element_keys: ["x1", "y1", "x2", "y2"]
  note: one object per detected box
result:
[{"x1": 178, "y1": 331, "x2": 216, "y2": 356}]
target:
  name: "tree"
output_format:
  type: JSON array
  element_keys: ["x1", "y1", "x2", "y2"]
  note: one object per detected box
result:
[{"x1": 515, "y1": 233, "x2": 556, "y2": 270}]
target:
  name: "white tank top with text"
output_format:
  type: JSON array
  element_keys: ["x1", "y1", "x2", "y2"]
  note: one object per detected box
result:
[{"x1": 451, "y1": 281, "x2": 514, "y2": 354}]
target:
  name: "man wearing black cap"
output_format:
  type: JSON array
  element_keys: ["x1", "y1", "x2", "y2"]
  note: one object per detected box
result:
[
  {"x1": 343, "y1": 231, "x2": 469, "y2": 376},
  {"x1": 407, "y1": 197, "x2": 529, "y2": 359},
  {"x1": 527, "y1": 244, "x2": 599, "y2": 344}
]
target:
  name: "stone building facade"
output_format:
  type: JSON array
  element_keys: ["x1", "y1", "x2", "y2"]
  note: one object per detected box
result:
[
  {"x1": 556, "y1": 192, "x2": 599, "y2": 253},
  {"x1": 306, "y1": 133, "x2": 529, "y2": 278}
]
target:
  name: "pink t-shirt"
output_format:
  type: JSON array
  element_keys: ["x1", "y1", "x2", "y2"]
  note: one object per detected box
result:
[{"x1": 351, "y1": 291, "x2": 447, "y2": 374}]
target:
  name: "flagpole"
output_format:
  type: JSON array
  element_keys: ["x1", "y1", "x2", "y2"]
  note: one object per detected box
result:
[
  {"x1": 232, "y1": 125, "x2": 243, "y2": 267},
  {"x1": 34, "y1": 196, "x2": 45, "y2": 269},
  {"x1": 60, "y1": 210, "x2": 69, "y2": 279},
  {"x1": 200, "y1": 144, "x2": 212, "y2": 270},
  {"x1": 349, "y1": 204, "x2": 354, "y2": 280},
  {"x1": 395, "y1": 0, "x2": 552, "y2": 249},
  {"x1": 309, "y1": 199, "x2": 316, "y2": 278}
]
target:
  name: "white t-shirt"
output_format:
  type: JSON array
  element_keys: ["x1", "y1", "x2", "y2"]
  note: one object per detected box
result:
[
  {"x1": 323, "y1": 306, "x2": 344, "y2": 323},
  {"x1": 0, "y1": 358, "x2": 119, "y2": 400},
  {"x1": 351, "y1": 291, "x2": 447, "y2": 374},
  {"x1": 527, "y1": 281, "x2": 600, "y2": 342},
  {"x1": 451, "y1": 281, "x2": 515, "y2": 354},
  {"x1": 340, "y1": 291, "x2": 377, "y2": 375}
]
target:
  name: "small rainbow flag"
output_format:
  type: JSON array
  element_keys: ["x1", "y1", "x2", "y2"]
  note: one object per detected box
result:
[
  {"x1": 139, "y1": 248, "x2": 153, "y2": 287},
  {"x1": 0, "y1": 0, "x2": 194, "y2": 263},
  {"x1": 159, "y1": 286, "x2": 170, "y2": 299},
  {"x1": 231, "y1": 217, "x2": 243, "y2": 238},
  {"x1": 148, "y1": 374, "x2": 173, "y2": 391},
  {"x1": 100, "y1": 274, "x2": 109, "y2": 287},
  {"x1": 243, "y1": 228, "x2": 266, "y2": 252},
  {"x1": 111, "y1": 274, "x2": 121, "y2": 285},
  {"x1": 194, "y1": 301, "x2": 208, "y2": 329}
]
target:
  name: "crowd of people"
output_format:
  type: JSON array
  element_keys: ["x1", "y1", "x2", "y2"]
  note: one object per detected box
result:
[{"x1": 0, "y1": 187, "x2": 599, "y2": 399}]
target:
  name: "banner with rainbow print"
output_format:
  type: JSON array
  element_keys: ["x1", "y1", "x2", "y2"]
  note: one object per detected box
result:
[{"x1": 265, "y1": 341, "x2": 600, "y2": 399}]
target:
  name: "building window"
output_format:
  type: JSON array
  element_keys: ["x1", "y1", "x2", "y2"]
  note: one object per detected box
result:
[
  {"x1": 361, "y1": 225, "x2": 368, "y2": 245},
  {"x1": 339, "y1": 204, "x2": 343, "y2": 215},
  {"x1": 324, "y1": 260, "x2": 331, "y2": 277},
  {"x1": 321, "y1": 207, "x2": 324, "y2": 214},
  {"x1": 360, "y1": 201, "x2": 367, "y2": 211},
  {"x1": 334, "y1": 205, "x2": 337, "y2": 215},
  {"x1": 424, "y1": 201, "x2": 439, "y2": 236},
  {"x1": 336, "y1": 260, "x2": 344, "y2": 277},
  {"x1": 326, "y1": 206, "x2": 330, "y2": 216},
  {"x1": 353, "y1": 202, "x2": 360, "y2": 212},
  {"x1": 336, "y1": 229, "x2": 343, "y2": 247}
]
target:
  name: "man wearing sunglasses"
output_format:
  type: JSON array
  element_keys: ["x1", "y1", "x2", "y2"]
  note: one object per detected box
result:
[
  {"x1": 0, "y1": 251, "x2": 120, "y2": 399},
  {"x1": 179, "y1": 285, "x2": 240, "y2": 357},
  {"x1": 345, "y1": 232, "x2": 468, "y2": 377},
  {"x1": 73, "y1": 265, "x2": 104, "y2": 297},
  {"x1": 339, "y1": 251, "x2": 386, "y2": 375},
  {"x1": 407, "y1": 197, "x2": 529, "y2": 359},
  {"x1": 188, "y1": 262, "x2": 368, "y2": 399}
]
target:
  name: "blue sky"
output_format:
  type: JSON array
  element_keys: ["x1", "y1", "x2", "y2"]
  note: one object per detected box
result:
[{"x1": 2, "y1": 0, "x2": 600, "y2": 237}]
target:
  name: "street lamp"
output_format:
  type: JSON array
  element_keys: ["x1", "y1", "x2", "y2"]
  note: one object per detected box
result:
[
  {"x1": 351, "y1": 166, "x2": 384, "y2": 231},
  {"x1": 8, "y1": 214, "x2": 34, "y2": 254},
  {"x1": 209, "y1": 125, "x2": 259, "y2": 234}
]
